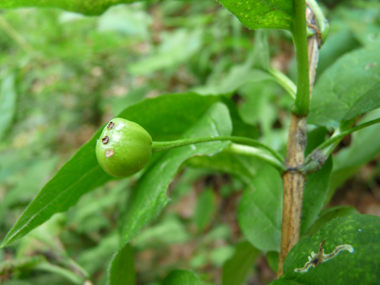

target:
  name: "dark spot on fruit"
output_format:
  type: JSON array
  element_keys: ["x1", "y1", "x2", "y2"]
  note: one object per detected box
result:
[
  {"x1": 102, "y1": 136, "x2": 110, "y2": 144},
  {"x1": 107, "y1": 121, "x2": 115, "y2": 129}
]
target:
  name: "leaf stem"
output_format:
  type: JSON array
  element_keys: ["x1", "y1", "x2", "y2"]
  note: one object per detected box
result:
[
  {"x1": 152, "y1": 136, "x2": 284, "y2": 162},
  {"x1": 268, "y1": 68, "x2": 297, "y2": 100},
  {"x1": 301, "y1": 117, "x2": 380, "y2": 174},
  {"x1": 291, "y1": 0, "x2": 310, "y2": 115},
  {"x1": 226, "y1": 143, "x2": 287, "y2": 173},
  {"x1": 35, "y1": 263, "x2": 87, "y2": 285},
  {"x1": 319, "y1": 118, "x2": 380, "y2": 152}
]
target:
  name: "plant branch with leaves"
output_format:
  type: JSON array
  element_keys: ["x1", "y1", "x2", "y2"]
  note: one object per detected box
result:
[{"x1": 2, "y1": 0, "x2": 380, "y2": 284}]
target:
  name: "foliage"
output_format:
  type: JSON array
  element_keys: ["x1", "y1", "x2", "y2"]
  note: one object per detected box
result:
[{"x1": 1, "y1": 1, "x2": 380, "y2": 285}]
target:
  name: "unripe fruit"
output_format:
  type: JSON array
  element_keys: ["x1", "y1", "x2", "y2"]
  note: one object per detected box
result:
[{"x1": 96, "y1": 118, "x2": 152, "y2": 178}]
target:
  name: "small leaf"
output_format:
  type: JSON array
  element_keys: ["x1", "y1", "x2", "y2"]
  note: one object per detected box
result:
[
  {"x1": 278, "y1": 215, "x2": 380, "y2": 285},
  {"x1": 300, "y1": 157, "x2": 333, "y2": 235},
  {"x1": 222, "y1": 241, "x2": 260, "y2": 285},
  {"x1": 218, "y1": 0, "x2": 294, "y2": 31},
  {"x1": 107, "y1": 243, "x2": 135, "y2": 285},
  {"x1": 119, "y1": 103, "x2": 232, "y2": 245},
  {"x1": 162, "y1": 269, "x2": 203, "y2": 285},
  {"x1": 309, "y1": 44, "x2": 380, "y2": 128},
  {"x1": 238, "y1": 162, "x2": 283, "y2": 252},
  {"x1": 0, "y1": 73, "x2": 17, "y2": 141}
]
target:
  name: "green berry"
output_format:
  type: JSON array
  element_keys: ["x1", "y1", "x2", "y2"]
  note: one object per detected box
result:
[{"x1": 96, "y1": 118, "x2": 152, "y2": 178}]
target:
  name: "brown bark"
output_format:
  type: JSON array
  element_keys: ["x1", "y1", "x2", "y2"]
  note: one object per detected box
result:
[
  {"x1": 277, "y1": 7, "x2": 320, "y2": 277},
  {"x1": 278, "y1": 114, "x2": 307, "y2": 277}
]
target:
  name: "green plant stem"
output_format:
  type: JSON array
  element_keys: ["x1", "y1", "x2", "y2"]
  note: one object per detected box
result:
[
  {"x1": 301, "y1": 117, "x2": 380, "y2": 174},
  {"x1": 226, "y1": 143, "x2": 287, "y2": 172},
  {"x1": 320, "y1": 118, "x2": 380, "y2": 151},
  {"x1": 152, "y1": 136, "x2": 284, "y2": 162},
  {"x1": 34, "y1": 262, "x2": 87, "y2": 285},
  {"x1": 292, "y1": 0, "x2": 310, "y2": 115},
  {"x1": 268, "y1": 68, "x2": 297, "y2": 100},
  {"x1": 66, "y1": 258, "x2": 90, "y2": 279}
]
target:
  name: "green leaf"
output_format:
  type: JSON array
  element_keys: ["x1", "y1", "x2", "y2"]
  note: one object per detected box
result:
[
  {"x1": 107, "y1": 243, "x2": 135, "y2": 285},
  {"x1": 330, "y1": 109, "x2": 380, "y2": 192},
  {"x1": 193, "y1": 188, "x2": 216, "y2": 232},
  {"x1": 300, "y1": 157, "x2": 332, "y2": 235},
  {"x1": 305, "y1": 206, "x2": 359, "y2": 236},
  {"x1": 0, "y1": 93, "x2": 222, "y2": 247},
  {"x1": 270, "y1": 280, "x2": 298, "y2": 285},
  {"x1": 187, "y1": 152, "x2": 256, "y2": 185},
  {"x1": 0, "y1": 73, "x2": 17, "y2": 141},
  {"x1": 1, "y1": 141, "x2": 111, "y2": 248},
  {"x1": 316, "y1": 29, "x2": 361, "y2": 77},
  {"x1": 278, "y1": 215, "x2": 380, "y2": 284},
  {"x1": 0, "y1": 0, "x2": 165, "y2": 15},
  {"x1": 267, "y1": 251, "x2": 279, "y2": 273},
  {"x1": 222, "y1": 241, "x2": 260, "y2": 285},
  {"x1": 238, "y1": 162, "x2": 283, "y2": 252},
  {"x1": 162, "y1": 269, "x2": 203, "y2": 285},
  {"x1": 119, "y1": 102, "x2": 232, "y2": 245},
  {"x1": 218, "y1": 0, "x2": 294, "y2": 31},
  {"x1": 343, "y1": 81, "x2": 380, "y2": 121},
  {"x1": 305, "y1": 127, "x2": 328, "y2": 156},
  {"x1": 309, "y1": 44, "x2": 380, "y2": 128}
]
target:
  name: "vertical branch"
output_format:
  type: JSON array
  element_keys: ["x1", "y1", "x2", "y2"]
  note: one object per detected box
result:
[
  {"x1": 291, "y1": 0, "x2": 310, "y2": 116},
  {"x1": 277, "y1": 2, "x2": 320, "y2": 277},
  {"x1": 278, "y1": 114, "x2": 307, "y2": 277}
]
